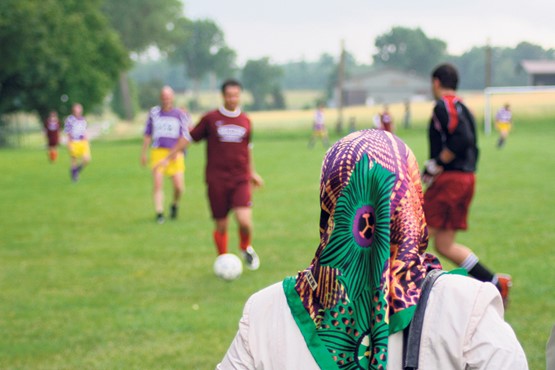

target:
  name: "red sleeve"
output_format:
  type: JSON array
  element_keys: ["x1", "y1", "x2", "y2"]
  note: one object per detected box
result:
[{"x1": 190, "y1": 115, "x2": 209, "y2": 142}]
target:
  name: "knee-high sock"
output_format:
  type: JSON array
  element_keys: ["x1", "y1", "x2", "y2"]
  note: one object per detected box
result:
[
  {"x1": 460, "y1": 253, "x2": 495, "y2": 283},
  {"x1": 239, "y1": 229, "x2": 251, "y2": 251},
  {"x1": 213, "y1": 230, "x2": 228, "y2": 255}
]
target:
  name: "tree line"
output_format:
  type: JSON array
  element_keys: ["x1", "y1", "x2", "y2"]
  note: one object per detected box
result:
[{"x1": 1, "y1": 0, "x2": 554, "y2": 129}]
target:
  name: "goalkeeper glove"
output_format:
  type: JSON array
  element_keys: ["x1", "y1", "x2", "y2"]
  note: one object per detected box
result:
[{"x1": 421, "y1": 158, "x2": 443, "y2": 187}]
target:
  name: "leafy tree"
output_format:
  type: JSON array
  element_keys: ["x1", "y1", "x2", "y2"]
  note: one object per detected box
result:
[
  {"x1": 129, "y1": 59, "x2": 188, "y2": 91},
  {"x1": 0, "y1": 0, "x2": 128, "y2": 121},
  {"x1": 102, "y1": 0, "x2": 183, "y2": 52},
  {"x1": 241, "y1": 58, "x2": 283, "y2": 111},
  {"x1": 137, "y1": 79, "x2": 165, "y2": 110},
  {"x1": 451, "y1": 41, "x2": 554, "y2": 89},
  {"x1": 102, "y1": 0, "x2": 184, "y2": 119},
  {"x1": 111, "y1": 77, "x2": 139, "y2": 118},
  {"x1": 373, "y1": 26, "x2": 447, "y2": 75},
  {"x1": 325, "y1": 50, "x2": 360, "y2": 100},
  {"x1": 170, "y1": 18, "x2": 236, "y2": 98},
  {"x1": 281, "y1": 53, "x2": 337, "y2": 90}
]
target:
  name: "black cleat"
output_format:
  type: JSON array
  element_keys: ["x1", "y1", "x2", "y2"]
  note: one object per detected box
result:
[{"x1": 170, "y1": 204, "x2": 178, "y2": 220}]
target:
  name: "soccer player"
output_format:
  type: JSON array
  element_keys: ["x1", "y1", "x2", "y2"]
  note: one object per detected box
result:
[
  {"x1": 141, "y1": 86, "x2": 191, "y2": 224},
  {"x1": 421, "y1": 63, "x2": 512, "y2": 307},
  {"x1": 44, "y1": 110, "x2": 60, "y2": 162},
  {"x1": 64, "y1": 103, "x2": 91, "y2": 182},
  {"x1": 495, "y1": 103, "x2": 513, "y2": 148},
  {"x1": 308, "y1": 102, "x2": 329, "y2": 148},
  {"x1": 379, "y1": 104, "x2": 394, "y2": 133},
  {"x1": 163, "y1": 79, "x2": 263, "y2": 270}
]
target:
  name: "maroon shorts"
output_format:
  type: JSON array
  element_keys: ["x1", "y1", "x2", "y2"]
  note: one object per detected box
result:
[
  {"x1": 207, "y1": 180, "x2": 252, "y2": 219},
  {"x1": 46, "y1": 132, "x2": 59, "y2": 147},
  {"x1": 423, "y1": 171, "x2": 475, "y2": 231}
]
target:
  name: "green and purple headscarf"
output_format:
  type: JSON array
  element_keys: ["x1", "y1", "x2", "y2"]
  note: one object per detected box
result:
[{"x1": 284, "y1": 129, "x2": 441, "y2": 369}]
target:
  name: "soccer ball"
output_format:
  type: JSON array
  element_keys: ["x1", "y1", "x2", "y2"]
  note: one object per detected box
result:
[{"x1": 213, "y1": 253, "x2": 243, "y2": 281}]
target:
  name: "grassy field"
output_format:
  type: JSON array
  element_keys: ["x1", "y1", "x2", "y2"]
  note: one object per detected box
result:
[{"x1": 1, "y1": 96, "x2": 554, "y2": 369}]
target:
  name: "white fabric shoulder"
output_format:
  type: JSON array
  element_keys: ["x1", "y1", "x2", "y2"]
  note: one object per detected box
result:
[
  {"x1": 149, "y1": 106, "x2": 161, "y2": 119},
  {"x1": 217, "y1": 283, "x2": 319, "y2": 370},
  {"x1": 419, "y1": 274, "x2": 528, "y2": 370}
]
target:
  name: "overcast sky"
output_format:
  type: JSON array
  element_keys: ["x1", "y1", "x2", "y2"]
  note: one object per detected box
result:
[{"x1": 184, "y1": 0, "x2": 555, "y2": 65}]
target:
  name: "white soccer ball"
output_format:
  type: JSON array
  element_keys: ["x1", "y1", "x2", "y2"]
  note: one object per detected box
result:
[{"x1": 214, "y1": 253, "x2": 243, "y2": 281}]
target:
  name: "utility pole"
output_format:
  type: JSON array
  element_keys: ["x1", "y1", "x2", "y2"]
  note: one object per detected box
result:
[
  {"x1": 485, "y1": 38, "x2": 492, "y2": 88},
  {"x1": 336, "y1": 39, "x2": 345, "y2": 133}
]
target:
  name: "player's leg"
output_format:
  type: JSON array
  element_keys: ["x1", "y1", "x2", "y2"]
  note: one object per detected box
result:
[
  {"x1": 234, "y1": 207, "x2": 252, "y2": 250},
  {"x1": 74, "y1": 142, "x2": 91, "y2": 178},
  {"x1": 308, "y1": 130, "x2": 316, "y2": 148},
  {"x1": 169, "y1": 155, "x2": 185, "y2": 220},
  {"x1": 235, "y1": 207, "x2": 259, "y2": 270},
  {"x1": 322, "y1": 129, "x2": 330, "y2": 148},
  {"x1": 68, "y1": 141, "x2": 80, "y2": 181},
  {"x1": 430, "y1": 227, "x2": 472, "y2": 265},
  {"x1": 80, "y1": 141, "x2": 91, "y2": 168},
  {"x1": 170, "y1": 172, "x2": 184, "y2": 220},
  {"x1": 232, "y1": 182, "x2": 259, "y2": 270},
  {"x1": 49, "y1": 145, "x2": 58, "y2": 162},
  {"x1": 209, "y1": 182, "x2": 231, "y2": 255},
  {"x1": 152, "y1": 169, "x2": 165, "y2": 223}
]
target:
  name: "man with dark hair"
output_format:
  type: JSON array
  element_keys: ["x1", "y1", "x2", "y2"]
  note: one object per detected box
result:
[
  {"x1": 422, "y1": 63, "x2": 512, "y2": 307},
  {"x1": 163, "y1": 79, "x2": 263, "y2": 270}
]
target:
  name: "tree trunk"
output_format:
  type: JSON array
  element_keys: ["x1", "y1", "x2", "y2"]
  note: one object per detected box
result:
[{"x1": 119, "y1": 71, "x2": 133, "y2": 121}]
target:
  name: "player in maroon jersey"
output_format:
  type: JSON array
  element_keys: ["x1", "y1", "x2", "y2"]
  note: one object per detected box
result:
[
  {"x1": 44, "y1": 110, "x2": 60, "y2": 162},
  {"x1": 379, "y1": 105, "x2": 393, "y2": 133},
  {"x1": 159, "y1": 79, "x2": 263, "y2": 270}
]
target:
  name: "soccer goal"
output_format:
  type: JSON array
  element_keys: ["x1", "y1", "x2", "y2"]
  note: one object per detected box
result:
[{"x1": 483, "y1": 85, "x2": 555, "y2": 135}]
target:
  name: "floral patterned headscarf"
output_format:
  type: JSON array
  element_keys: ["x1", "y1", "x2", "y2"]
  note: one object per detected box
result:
[{"x1": 283, "y1": 129, "x2": 441, "y2": 369}]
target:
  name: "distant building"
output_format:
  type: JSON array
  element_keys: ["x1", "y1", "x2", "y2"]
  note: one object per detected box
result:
[
  {"x1": 336, "y1": 67, "x2": 431, "y2": 107},
  {"x1": 521, "y1": 60, "x2": 555, "y2": 86}
]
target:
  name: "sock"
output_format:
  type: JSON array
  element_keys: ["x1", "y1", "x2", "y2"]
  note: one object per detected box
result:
[
  {"x1": 460, "y1": 253, "x2": 495, "y2": 282},
  {"x1": 239, "y1": 229, "x2": 251, "y2": 251},
  {"x1": 213, "y1": 230, "x2": 228, "y2": 255},
  {"x1": 49, "y1": 149, "x2": 57, "y2": 162}
]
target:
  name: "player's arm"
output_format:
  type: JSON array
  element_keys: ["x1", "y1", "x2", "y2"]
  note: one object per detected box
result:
[
  {"x1": 249, "y1": 144, "x2": 264, "y2": 188},
  {"x1": 155, "y1": 124, "x2": 192, "y2": 168},
  {"x1": 433, "y1": 104, "x2": 457, "y2": 165},
  {"x1": 141, "y1": 135, "x2": 152, "y2": 166},
  {"x1": 421, "y1": 105, "x2": 453, "y2": 185}
]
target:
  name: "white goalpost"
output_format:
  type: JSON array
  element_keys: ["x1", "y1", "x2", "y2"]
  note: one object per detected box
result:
[{"x1": 483, "y1": 85, "x2": 555, "y2": 135}]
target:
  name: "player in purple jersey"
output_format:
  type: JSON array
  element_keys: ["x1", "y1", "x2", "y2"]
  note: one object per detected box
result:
[
  {"x1": 64, "y1": 103, "x2": 91, "y2": 182},
  {"x1": 495, "y1": 103, "x2": 513, "y2": 148},
  {"x1": 141, "y1": 86, "x2": 192, "y2": 224},
  {"x1": 308, "y1": 102, "x2": 329, "y2": 148}
]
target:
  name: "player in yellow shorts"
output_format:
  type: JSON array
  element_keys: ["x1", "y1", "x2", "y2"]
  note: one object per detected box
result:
[
  {"x1": 64, "y1": 103, "x2": 91, "y2": 182},
  {"x1": 149, "y1": 148, "x2": 185, "y2": 176},
  {"x1": 141, "y1": 87, "x2": 192, "y2": 224},
  {"x1": 495, "y1": 103, "x2": 513, "y2": 148},
  {"x1": 69, "y1": 140, "x2": 91, "y2": 159},
  {"x1": 308, "y1": 102, "x2": 329, "y2": 148}
]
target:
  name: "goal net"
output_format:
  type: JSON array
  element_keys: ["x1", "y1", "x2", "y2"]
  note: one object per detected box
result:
[{"x1": 483, "y1": 85, "x2": 555, "y2": 135}]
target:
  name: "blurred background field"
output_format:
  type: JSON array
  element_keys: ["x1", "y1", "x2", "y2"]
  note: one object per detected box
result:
[{"x1": 1, "y1": 93, "x2": 554, "y2": 369}]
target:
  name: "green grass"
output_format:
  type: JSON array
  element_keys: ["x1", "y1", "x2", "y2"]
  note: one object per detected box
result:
[{"x1": 1, "y1": 115, "x2": 554, "y2": 369}]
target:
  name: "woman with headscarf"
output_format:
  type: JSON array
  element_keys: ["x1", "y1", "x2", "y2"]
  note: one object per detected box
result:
[{"x1": 217, "y1": 130, "x2": 527, "y2": 370}]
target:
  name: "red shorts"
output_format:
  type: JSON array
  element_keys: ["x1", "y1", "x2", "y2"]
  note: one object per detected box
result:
[
  {"x1": 208, "y1": 180, "x2": 252, "y2": 219},
  {"x1": 423, "y1": 171, "x2": 475, "y2": 231}
]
